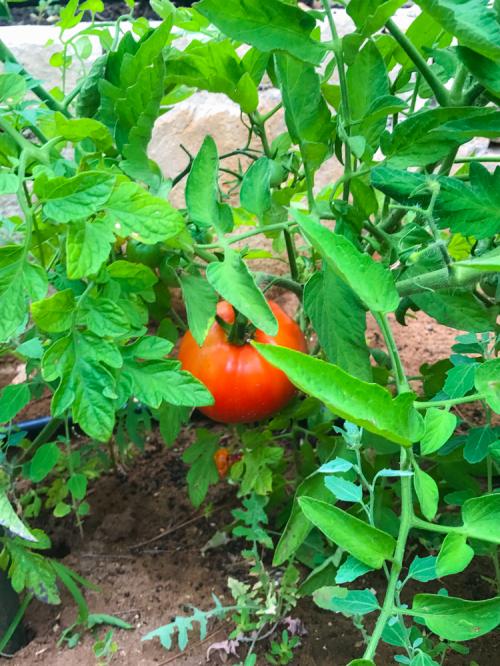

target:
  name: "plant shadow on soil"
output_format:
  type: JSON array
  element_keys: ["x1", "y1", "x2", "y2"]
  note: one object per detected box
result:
[{"x1": 3, "y1": 311, "x2": 499, "y2": 665}]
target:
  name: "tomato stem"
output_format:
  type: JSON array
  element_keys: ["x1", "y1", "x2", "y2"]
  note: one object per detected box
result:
[{"x1": 227, "y1": 308, "x2": 250, "y2": 346}]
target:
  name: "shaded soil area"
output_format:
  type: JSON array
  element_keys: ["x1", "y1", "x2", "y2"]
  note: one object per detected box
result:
[{"x1": 6, "y1": 426, "x2": 499, "y2": 666}]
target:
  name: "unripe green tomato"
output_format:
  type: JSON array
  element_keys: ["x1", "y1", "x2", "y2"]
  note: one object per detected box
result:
[
  {"x1": 158, "y1": 256, "x2": 179, "y2": 287},
  {"x1": 126, "y1": 240, "x2": 162, "y2": 268},
  {"x1": 269, "y1": 160, "x2": 288, "y2": 187}
]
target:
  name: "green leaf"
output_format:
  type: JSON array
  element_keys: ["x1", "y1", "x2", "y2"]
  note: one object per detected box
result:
[
  {"x1": 35, "y1": 171, "x2": 115, "y2": 224},
  {"x1": 325, "y1": 476, "x2": 362, "y2": 504},
  {"x1": 464, "y1": 426, "x2": 498, "y2": 464},
  {"x1": 0, "y1": 73, "x2": 26, "y2": 105},
  {"x1": 156, "y1": 402, "x2": 190, "y2": 446},
  {"x1": 275, "y1": 53, "x2": 332, "y2": 169},
  {"x1": 413, "y1": 464, "x2": 439, "y2": 521},
  {"x1": 409, "y1": 593, "x2": 500, "y2": 641},
  {"x1": 165, "y1": 40, "x2": 258, "y2": 113},
  {"x1": 232, "y1": 494, "x2": 273, "y2": 547},
  {"x1": 371, "y1": 163, "x2": 500, "y2": 240},
  {"x1": 335, "y1": 556, "x2": 373, "y2": 584},
  {"x1": 0, "y1": 246, "x2": 37, "y2": 342},
  {"x1": 304, "y1": 269, "x2": 372, "y2": 381},
  {"x1": 313, "y1": 587, "x2": 379, "y2": 615},
  {"x1": 42, "y1": 333, "x2": 117, "y2": 441},
  {"x1": 347, "y1": 0, "x2": 405, "y2": 35},
  {"x1": 179, "y1": 274, "x2": 217, "y2": 346},
  {"x1": 127, "y1": 336, "x2": 173, "y2": 360},
  {"x1": 107, "y1": 260, "x2": 158, "y2": 292},
  {"x1": 458, "y1": 247, "x2": 500, "y2": 272},
  {"x1": 414, "y1": 0, "x2": 500, "y2": 60},
  {"x1": 29, "y1": 443, "x2": 60, "y2": 483},
  {"x1": 380, "y1": 107, "x2": 490, "y2": 168},
  {"x1": 0, "y1": 172, "x2": 18, "y2": 195},
  {"x1": 346, "y1": 40, "x2": 389, "y2": 154},
  {"x1": 104, "y1": 182, "x2": 184, "y2": 243},
  {"x1": 31, "y1": 289, "x2": 76, "y2": 333},
  {"x1": 236, "y1": 439, "x2": 284, "y2": 496},
  {"x1": 185, "y1": 135, "x2": 220, "y2": 229},
  {"x1": 347, "y1": 661, "x2": 376, "y2": 666},
  {"x1": 16, "y1": 338, "x2": 44, "y2": 360},
  {"x1": 296, "y1": 211, "x2": 399, "y2": 313},
  {"x1": 461, "y1": 493, "x2": 500, "y2": 544},
  {"x1": 299, "y1": 497, "x2": 396, "y2": 569},
  {"x1": 206, "y1": 250, "x2": 277, "y2": 335},
  {"x1": 66, "y1": 218, "x2": 114, "y2": 279},
  {"x1": 0, "y1": 492, "x2": 36, "y2": 542},
  {"x1": 253, "y1": 343, "x2": 424, "y2": 447},
  {"x1": 240, "y1": 157, "x2": 272, "y2": 217},
  {"x1": 475, "y1": 358, "x2": 500, "y2": 413},
  {"x1": 182, "y1": 429, "x2": 219, "y2": 507},
  {"x1": 0, "y1": 383, "x2": 30, "y2": 423},
  {"x1": 79, "y1": 297, "x2": 130, "y2": 338},
  {"x1": 430, "y1": 163, "x2": 500, "y2": 240},
  {"x1": 76, "y1": 54, "x2": 107, "y2": 118},
  {"x1": 273, "y1": 471, "x2": 334, "y2": 566},
  {"x1": 97, "y1": 23, "x2": 170, "y2": 185},
  {"x1": 408, "y1": 555, "x2": 438, "y2": 582},
  {"x1": 49, "y1": 113, "x2": 113, "y2": 151},
  {"x1": 196, "y1": 0, "x2": 326, "y2": 65},
  {"x1": 420, "y1": 408, "x2": 457, "y2": 455},
  {"x1": 443, "y1": 360, "x2": 478, "y2": 399},
  {"x1": 68, "y1": 474, "x2": 88, "y2": 501},
  {"x1": 118, "y1": 358, "x2": 213, "y2": 409},
  {"x1": 411, "y1": 290, "x2": 497, "y2": 333},
  {"x1": 436, "y1": 533, "x2": 474, "y2": 577},
  {"x1": 457, "y1": 46, "x2": 500, "y2": 96}
]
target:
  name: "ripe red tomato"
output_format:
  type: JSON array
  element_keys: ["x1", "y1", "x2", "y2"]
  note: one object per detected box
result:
[{"x1": 178, "y1": 300, "x2": 307, "y2": 423}]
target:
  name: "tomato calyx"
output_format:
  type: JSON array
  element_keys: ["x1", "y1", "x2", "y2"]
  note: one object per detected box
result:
[{"x1": 216, "y1": 307, "x2": 256, "y2": 346}]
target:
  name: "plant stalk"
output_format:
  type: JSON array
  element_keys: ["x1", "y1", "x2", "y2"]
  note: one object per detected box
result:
[
  {"x1": 385, "y1": 20, "x2": 449, "y2": 107},
  {"x1": 0, "y1": 39, "x2": 70, "y2": 117},
  {"x1": 363, "y1": 449, "x2": 413, "y2": 660},
  {"x1": 414, "y1": 393, "x2": 485, "y2": 410},
  {"x1": 321, "y1": 0, "x2": 352, "y2": 200},
  {"x1": 373, "y1": 313, "x2": 409, "y2": 393}
]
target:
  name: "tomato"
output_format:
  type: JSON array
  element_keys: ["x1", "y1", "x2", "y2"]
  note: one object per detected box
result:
[
  {"x1": 178, "y1": 300, "x2": 307, "y2": 423},
  {"x1": 126, "y1": 240, "x2": 162, "y2": 268},
  {"x1": 214, "y1": 447, "x2": 230, "y2": 478}
]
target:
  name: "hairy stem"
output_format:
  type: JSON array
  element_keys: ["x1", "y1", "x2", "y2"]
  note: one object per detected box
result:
[
  {"x1": 321, "y1": 0, "x2": 352, "y2": 199},
  {"x1": 385, "y1": 20, "x2": 449, "y2": 107},
  {"x1": 414, "y1": 393, "x2": 484, "y2": 410},
  {"x1": 196, "y1": 221, "x2": 296, "y2": 249},
  {"x1": 363, "y1": 449, "x2": 413, "y2": 660},
  {"x1": 283, "y1": 229, "x2": 299, "y2": 282},
  {"x1": 373, "y1": 313, "x2": 409, "y2": 392}
]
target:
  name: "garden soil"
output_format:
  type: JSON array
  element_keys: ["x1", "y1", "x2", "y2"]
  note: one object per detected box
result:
[{"x1": 2, "y1": 311, "x2": 499, "y2": 665}]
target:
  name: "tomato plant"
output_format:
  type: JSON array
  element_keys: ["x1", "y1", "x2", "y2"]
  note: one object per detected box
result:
[
  {"x1": 0, "y1": 0, "x2": 499, "y2": 664},
  {"x1": 179, "y1": 300, "x2": 307, "y2": 423}
]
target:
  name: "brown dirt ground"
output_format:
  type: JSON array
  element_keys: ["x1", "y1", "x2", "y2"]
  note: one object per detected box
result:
[{"x1": 6, "y1": 426, "x2": 499, "y2": 666}]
